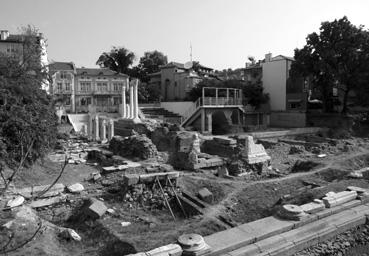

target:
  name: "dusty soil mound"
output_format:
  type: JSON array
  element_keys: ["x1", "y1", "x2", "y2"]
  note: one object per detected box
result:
[
  {"x1": 316, "y1": 168, "x2": 349, "y2": 182},
  {"x1": 291, "y1": 160, "x2": 322, "y2": 173},
  {"x1": 335, "y1": 153, "x2": 369, "y2": 171}
]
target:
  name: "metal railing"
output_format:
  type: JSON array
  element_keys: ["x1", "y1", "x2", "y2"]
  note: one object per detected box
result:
[
  {"x1": 180, "y1": 96, "x2": 243, "y2": 125},
  {"x1": 202, "y1": 97, "x2": 243, "y2": 106},
  {"x1": 180, "y1": 98, "x2": 202, "y2": 124}
]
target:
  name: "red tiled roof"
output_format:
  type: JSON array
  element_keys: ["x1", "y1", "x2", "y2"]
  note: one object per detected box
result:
[
  {"x1": 160, "y1": 62, "x2": 185, "y2": 69},
  {"x1": 49, "y1": 62, "x2": 75, "y2": 71},
  {"x1": 76, "y1": 68, "x2": 128, "y2": 77}
]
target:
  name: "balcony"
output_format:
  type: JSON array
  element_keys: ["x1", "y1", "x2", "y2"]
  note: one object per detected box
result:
[
  {"x1": 76, "y1": 90, "x2": 121, "y2": 95},
  {"x1": 202, "y1": 97, "x2": 243, "y2": 106},
  {"x1": 54, "y1": 89, "x2": 72, "y2": 95},
  {"x1": 75, "y1": 105, "x2": 119, "y2": 113}
]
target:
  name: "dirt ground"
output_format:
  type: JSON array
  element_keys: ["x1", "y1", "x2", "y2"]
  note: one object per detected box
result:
[{"x1": 2, "y1": 131, "x2": 369, "y2": 255}]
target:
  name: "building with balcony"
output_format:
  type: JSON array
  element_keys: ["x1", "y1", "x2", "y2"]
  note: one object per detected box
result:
[{"x1": 49, "y1": 62, "x2": 128, "y2": 114}]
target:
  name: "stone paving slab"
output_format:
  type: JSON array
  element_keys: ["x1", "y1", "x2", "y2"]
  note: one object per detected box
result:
[
  {"x1": 225, "y1": 244, "x2": 262, "y2": 256},
  {"x1": 29, "y1": 195, "x2": 66, "y2": 208},
  {"x1": 292, "y1": 213, "x2": 318, "y2": 228},
  {"x1": 313, "y1": 199, "x2": 361, "y2": 219},
  {"x1": 17, "y1": 183, "x2": 65, "y2": 199},
  {"x1": 222, "y1": 203, "x2": 369, "y2": 256},
  {"x1": 204, "y1": 227, "x2": 255, "y2": 256},
  {"x1": 239, "y1": 216, "x2": 296, "y2": 241},
  {"x1": 349, "y1": 204, "x2": 369, "y2": 215},
  {"x1": 254, "y1": 234, "x2": 291, "y2": 254}
]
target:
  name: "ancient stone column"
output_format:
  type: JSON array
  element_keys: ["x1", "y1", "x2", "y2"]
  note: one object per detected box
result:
[
  {"x1": 133, "y1": 79, "x2": 139, "y2": 121},
  {"x1": 89, "y1": 114, "x2": 93, "y2": 138},
  {"x1": 129, "y1": 83, "x2": 134, "y2": 119},
  {"x1": 102, "y1": 119, "x2": 107, "y2": 141},
  {"x1": 126, "y1": 104, "x2": 131, "y2": 119},
  {"x1": 121, "y1": 84, "x2": 126, "y2": 118},
  {"x1": 95, "y1": 116, "x2": 100, "y2": 141},
  {"x1": 109, "y1": 119, "x2": 114, "y2": 140}
]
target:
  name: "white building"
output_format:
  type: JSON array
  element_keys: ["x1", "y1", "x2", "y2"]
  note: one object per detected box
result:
[{"x1": 261, "y1": 53, "x2": 294, "y2": 111}]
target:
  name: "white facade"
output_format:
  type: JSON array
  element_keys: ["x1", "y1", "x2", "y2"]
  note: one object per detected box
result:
[{"x1": 261, "y1": 55, "x2": 293, "y2": 111}]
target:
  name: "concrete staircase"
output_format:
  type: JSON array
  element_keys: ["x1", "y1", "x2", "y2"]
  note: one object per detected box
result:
[{"x1": 140, "y1": 107, "x2": 182, "y2": 124}]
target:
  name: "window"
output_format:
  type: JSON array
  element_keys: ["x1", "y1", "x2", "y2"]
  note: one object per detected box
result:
[
  {"x1": 60, "y1": 72, "x2": 67, "y2": 79},
  {"x1": 303, "y1": 79, "x2": 308, "y2": 91},
  {"x1": 6, "y1": 44, "x2": 18, "y2": 53},
  {"x1": 290, "y1": 102, "x2": 301, "y2": 109},
  {"x1": 96, "y1": 97, "x2": 109, "y2": 106},
  {"x1": 65, "y1": 97, "x2": 71, "y2": 105},
  {"x1": 80, "y1": 82, "x2": 91, "y2": 92},
  {"x1": 113, "y1": 82, "x2": 123, "y2": 91},
  {"x1": 57, "y1": 82, "x2": 62, "y2": 91},
  {"x1": 333, "y1": 87, "x2": 338, "y2": 97},
  {"x1": 113, "y1": 97, "x2": 121, "y2": 105},
  {"x1": 81, "y1": 97, "x2": 91, "y2": 106},
  {"x1": 97, "y1": 82, "x2": 108, "y2": 91},
  {"x1": 65, "y1": 82, "x2": 71, "y2": 91}
]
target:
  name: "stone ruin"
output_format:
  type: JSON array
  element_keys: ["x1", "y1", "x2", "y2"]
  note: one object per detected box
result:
[
  {"x1": 239, "y1": 135, "x2": 271, "y2": 164},
  {"x1": 170, "y1": 132, "x2": 224, "y2": 170},
  {"x1": 109, "y1": 132, "x2": 159, "y2": 160},
  {"x1": 201, "y1": 135, "x2": 271, "y2": 176}
]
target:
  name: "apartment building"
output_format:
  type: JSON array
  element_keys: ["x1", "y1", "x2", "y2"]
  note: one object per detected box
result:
[{"x1": 49, "y1": 62, "x2": 128, "y2": 114}]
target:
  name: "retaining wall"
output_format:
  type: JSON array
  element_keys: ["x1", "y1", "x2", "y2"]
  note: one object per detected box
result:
[{"x1": 270, "y1": 111, "x2": 306, "y2": 128}]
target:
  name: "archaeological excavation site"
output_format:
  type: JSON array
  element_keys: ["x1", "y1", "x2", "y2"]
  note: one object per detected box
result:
[
  {"x1": 2, "y1": 108, "x2": 369, "y2": 256},
  {"x1": 2, "y1": 5, "x2": 369, "y2": 256}
]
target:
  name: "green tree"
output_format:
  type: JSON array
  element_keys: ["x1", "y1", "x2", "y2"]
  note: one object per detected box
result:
[
  {"x1": 0, "y1": 26, "x2": 57, "y2": 165},
  {"x1": 137, "y1": 50, "x2": 167, "y2": 82},
  {"x1": 96, "y1": 47, "x2": 136, "y2": 75},
  {"x1": 291, "y1": 16, "x2": 369, "y2": 113}
]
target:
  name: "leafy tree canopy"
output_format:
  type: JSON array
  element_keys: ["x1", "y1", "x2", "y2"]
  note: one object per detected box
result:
[
  {"x1": 291, "y1": 16, "x2": 369, "y2": 113},
  {"x1": 136, "y1": 50, "x2": 168, "y2": 82},
  {"x1": 0, "y1": 25, "x2": 57, "y2": 165},
  {"x1": 96, "y1": 47, "x2": 136, "y2": 75}
]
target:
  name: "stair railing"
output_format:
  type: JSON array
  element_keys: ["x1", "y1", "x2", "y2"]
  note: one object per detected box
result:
[{"x1": 180, "y1": 98, "x2": 202, "y2": 125}]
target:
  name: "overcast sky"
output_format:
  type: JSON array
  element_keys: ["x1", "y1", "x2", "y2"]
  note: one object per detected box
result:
[{"x1": 1, "y1": 0, "x2": 369, "y2": 70}]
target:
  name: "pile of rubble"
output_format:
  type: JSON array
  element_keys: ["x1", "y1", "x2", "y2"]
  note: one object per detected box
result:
[
  {"x1": 110, "y1": 133, "x2": 158, "y2": 160},
  {"x1": 121, "y1": 172, "x2": 181, "y2": 210},
  {"x1": 295, "y1": 224, "x2": 369, "y2": 256},
  {"x1": 123, "y1": 182, "x2": 181, "y2": 210}
]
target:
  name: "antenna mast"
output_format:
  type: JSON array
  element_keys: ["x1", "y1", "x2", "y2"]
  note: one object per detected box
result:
[{"x1": 190, "y1": 43, "x2": 192, "y2": 62}]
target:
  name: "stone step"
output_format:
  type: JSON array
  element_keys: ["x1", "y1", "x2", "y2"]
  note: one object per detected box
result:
[
  {"x1": 203, "y1": 200, "x2": 369, "y2": 256},
  {"x1": 214, "y1": 203, "x2": 369, "y2": 256}
]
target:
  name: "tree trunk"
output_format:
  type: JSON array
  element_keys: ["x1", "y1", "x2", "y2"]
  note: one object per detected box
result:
[{"x1": 341, "y1": 89, "x2": 349, "y2": 114}]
